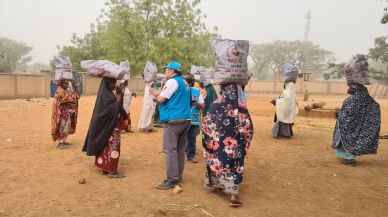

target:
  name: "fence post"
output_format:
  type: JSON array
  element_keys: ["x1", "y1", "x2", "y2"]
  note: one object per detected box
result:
[
  {"x1": 82, "y1": 74, "x2": 86, "y2": 96},
  {"x1": 327, "y1": 81, "x2": 331, "y2": 95},
  {"x1": 44, "y1": 74, "x2": 49, "y2": 98},
  {"x1": 13, "y1": 74, "x2": 18, "y2": 98}
]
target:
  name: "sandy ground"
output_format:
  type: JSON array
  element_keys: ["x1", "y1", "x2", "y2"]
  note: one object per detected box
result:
[{"x1": 0, "y1": 94, "x2": 387, "y2": 217}]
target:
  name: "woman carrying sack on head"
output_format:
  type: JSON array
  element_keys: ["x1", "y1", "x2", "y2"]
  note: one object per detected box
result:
[
  {"x1": 51, "y1": 56, "x2": 79, "y2": 149},
  {"x1": 83, "y1": 77, "x2": 128, "y2": 178},
  {"x1": 332, "y1": 55, "x2": 381, "y2": 166}
]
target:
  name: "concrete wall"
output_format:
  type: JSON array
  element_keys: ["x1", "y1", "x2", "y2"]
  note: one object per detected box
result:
[
  {"x1": 0, "y1": 74, "x2": 50, "y2": 99},
  {"x1": 83, "y1": 76, "x2": 102, "y2": 95},
  {"x1": 245, "y1": 80, "x2": 387, "y2": 97},
  {"x1": 0, "y1": 73, "x2": 387, "y2": 99},
  {"x1": 0, "y1": 74, "x2": 17, "y2": 99}
]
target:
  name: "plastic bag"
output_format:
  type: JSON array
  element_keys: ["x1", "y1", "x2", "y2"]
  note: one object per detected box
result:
[{"x1": 80, "y1": 60, "x2": 129, "y2": 80}]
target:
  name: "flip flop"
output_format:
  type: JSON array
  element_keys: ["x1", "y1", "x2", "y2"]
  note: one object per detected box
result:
[
  {"x1": 57, "y1": 143, "x2": 66, "y2": 149},
  {"x1": 230, "y1": 196, "x2": 243, "y2": 208},
  {"x1": 107, "y1": 173, "x2": 126, "y2": 179}
]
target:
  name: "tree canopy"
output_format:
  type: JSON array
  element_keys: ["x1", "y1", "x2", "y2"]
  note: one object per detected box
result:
[
  {"x1": 60, "y1": 0, "x2": 215, "y2": 75},
  {"x1": 368, "y1": 36, "x2": 388, "y2": 84},
  {"x1": 0, "y1": 37, "x2": 32, "y2": 73},
  {"x1": 250, "y1": 40, "x2": 333, "y2": 80}
]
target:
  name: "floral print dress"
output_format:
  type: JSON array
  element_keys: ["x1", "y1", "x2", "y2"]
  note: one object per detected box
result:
[
  {"x1": 202, "y1": 84, "x2": 254, "y2": 195},
  {"x1": 51, "y1": 83, "x2": 79, "y2": 142},
  {"x1": 95, "y1": 127, "x2": 121, "y2": 173}
]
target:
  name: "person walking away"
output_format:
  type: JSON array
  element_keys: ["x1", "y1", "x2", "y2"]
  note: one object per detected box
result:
[
  {"x1": 332, "y1": 54, "x2": 381, "y2": 166},
  {"x1": 83, "y1": 77, "x2": 128, "y2": 178},
  {"x1": 150, "y1": 60, "x2": 191, "y2": 190},
  {"x1": 202, "y1": 84, "x2": 254, "y2": 207},
  {"x1": 138, "y1": 62, "x2": 158, "y2": 132},
  {"x1": 203, "y1": 83, "x2": 217, "y2": 117},
  {"x1": 51, "y1": 56, "x2": 79, "y2": 149},
  {"x1": 119, "y1": 80, "x2": 136, "y2": 133},
  {"x1": 271, "y1": 63, "x2": 299, "y2": 139},
  {"x1": 184, "y1": 73, "x2": 204, "y2": 163}
]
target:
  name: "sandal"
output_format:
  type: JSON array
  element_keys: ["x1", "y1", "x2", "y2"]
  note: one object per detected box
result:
[
  {"x1": 107, "y1": 173, "x2": 126, "y2": 179},
  {"x1": 57, "y1": 143, "x2": 66, "y2": 149},
  {"x1": 203, "y1": 183, "x2": 216, "y2": 192},
  {"x1": 341, "y1": 159, "x2": 357, "y2": 166},
  {"x1": 230, "y1": 195, "x2": 243, "y2": 208}
]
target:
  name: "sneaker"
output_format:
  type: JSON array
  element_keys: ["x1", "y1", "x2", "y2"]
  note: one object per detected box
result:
[{"x1": 155, "y1": 180, "x2": 178, "y2": 190}]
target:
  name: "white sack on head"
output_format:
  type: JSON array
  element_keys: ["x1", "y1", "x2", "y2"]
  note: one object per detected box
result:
[
  {"x1": 191, "y1": 65, "x2": 214, "y2": 86},
  {"x1": 212, "y1": 38, "x2": 250, "y2": 85},
  {"x1": 119, "y1": 60, "x2": 131, "y2": 83},
  {"x1": 143, "y1": 61, "x2": 158, "y2": 82},
  {"x1": 190, "y1": 65, "x2": 203, "y2": 78},
  {"x1": 282, "y1": 63, "x2": 299, "y2": 82},
  {"x1": 200, "y1": 69, "x2": 215, "y2": 86},
  {"x1": 80, "y1": 60, "x2": 129, "y2": 80},
  {"x1": 54, "y1": 56, "x2": 73, "y2": 80}
]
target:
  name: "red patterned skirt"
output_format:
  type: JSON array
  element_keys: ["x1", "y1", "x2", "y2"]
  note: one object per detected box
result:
[{"x1": 95, "y1": 128, "x2": 121, "y2": 173}]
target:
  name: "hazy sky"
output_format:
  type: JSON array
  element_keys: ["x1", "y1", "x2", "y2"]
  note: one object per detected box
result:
[{"x1": 1, "y1": 0, "x2": 387, "y2": 63}]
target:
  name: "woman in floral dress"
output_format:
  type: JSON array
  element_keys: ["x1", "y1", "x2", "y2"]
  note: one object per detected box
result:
[
  {"x1": 202, "y1": 83, "x2": 254, "y2": 207},
  {"x1": 51, "y1": 79, "x2": 79, "y2": 149}
]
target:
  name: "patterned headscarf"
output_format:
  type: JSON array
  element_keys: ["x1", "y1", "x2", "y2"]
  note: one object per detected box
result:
[
  {"x1": 344, "y1": 54, "x2": 370, "y2": 85},
  {"x1": 283, "y1": 63, "x2": 298, "y2": 82}
]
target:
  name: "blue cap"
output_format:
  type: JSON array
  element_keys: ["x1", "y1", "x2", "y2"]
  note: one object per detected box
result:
[{"x1": 165, "y1": 60, "x2": 182, "y2": 71}]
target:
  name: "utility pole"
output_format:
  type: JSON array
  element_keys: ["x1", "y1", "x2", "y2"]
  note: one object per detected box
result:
[
  {"x1": 304, "y1": 10, "x2": 311, "y2": 42},
  {"x1": 302, "y1": 10, "x2": 312, "y2": 100}
]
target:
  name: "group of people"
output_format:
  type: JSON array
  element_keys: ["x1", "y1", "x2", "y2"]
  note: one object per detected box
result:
[
  {"x1": 51, "y1": 54, "x2": 382, "y2": 207},
  {"x1": 270, "y1": 54, "x2": 381, "y2": 166}
]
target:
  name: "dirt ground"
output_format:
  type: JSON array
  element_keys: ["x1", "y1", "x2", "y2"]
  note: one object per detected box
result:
[{"x1": 0, "y1": 94, "x2": 387, "y2": 217}]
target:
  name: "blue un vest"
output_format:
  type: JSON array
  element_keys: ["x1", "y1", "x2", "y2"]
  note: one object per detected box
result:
[
  {"x1": 190, "y1": 87, "x2": 201, "y2": 125},
  {"x1": 159, "y1": 76, "x2": 191, "y2": 123}
]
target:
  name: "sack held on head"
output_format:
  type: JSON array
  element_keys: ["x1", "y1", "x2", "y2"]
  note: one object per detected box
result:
[
  {"x1": 80, "y1": 60, "x2": 129, "y2": 80},
  {"x1": 212, "y1": 39, "x2": 250, "y2": 85},
  {"x1": 143, "y1": 61, "x2": 158, "y2": 82},
  {"x1": 191, "y1": 65, "x2": 214, "y2": 86},
  {"x1": 54, "y1": 56, "x2": 73, "y2": 81}
]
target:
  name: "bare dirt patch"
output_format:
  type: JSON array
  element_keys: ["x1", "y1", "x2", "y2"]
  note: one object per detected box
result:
[{"x1": 0, "y1": 94, "x2": 387, "y2": 217}]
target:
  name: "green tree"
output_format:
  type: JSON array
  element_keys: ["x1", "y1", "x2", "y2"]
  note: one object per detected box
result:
[
  {"x1": 0, "y1": 37, "x2": 32, "y2": 73},
  {"x1": 60, "y1": 0, "x2": 215, "y2": 75},
  {"x1": 250, "y1": 40, "x2": 333, "y2": 80},
  {"x1": 369, "y1": 36, "x2": 388, "y2": 85},
  {"x1": 324, "y1": 62, "x2": 346, "y2": 80},
  {"x1": 381, "y1": 0, "x2": 388, "y2": 24}
]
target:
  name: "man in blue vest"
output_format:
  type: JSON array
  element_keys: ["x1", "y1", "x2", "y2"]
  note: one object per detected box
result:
[{"x1": 150, "y1": 60, "x2": 191, "y2": 190}]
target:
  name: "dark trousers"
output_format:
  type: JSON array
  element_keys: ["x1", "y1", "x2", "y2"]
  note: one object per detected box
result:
[
  {"x1": 186, "y1": 125, "x2": 200, "y2": 159},
  {"x1": 163, "y1": 121, "x2": 191, "y2": 182}
]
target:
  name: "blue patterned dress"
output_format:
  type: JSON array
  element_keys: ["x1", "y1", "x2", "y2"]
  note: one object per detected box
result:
[
  {"x1": 202, "y1": 84, "x2": 254, "y2": 195},
  {"x1": 332, "y1": 84, "x2": 381, "y2": 159}
]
